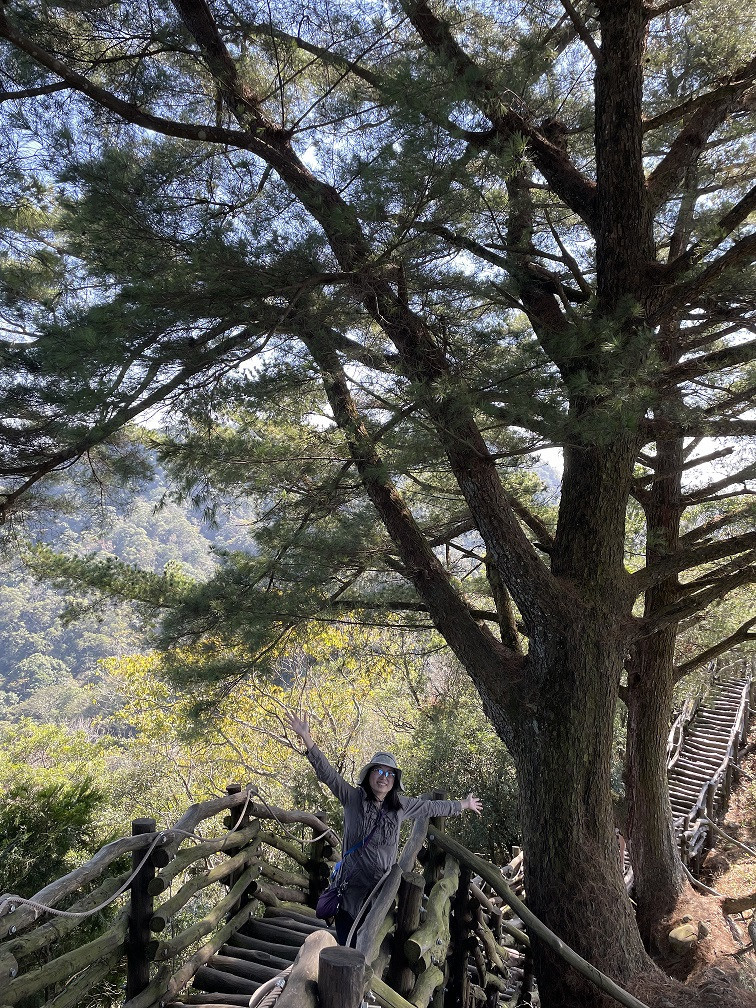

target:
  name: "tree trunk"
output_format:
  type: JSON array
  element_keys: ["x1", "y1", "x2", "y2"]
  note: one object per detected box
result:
[
  {"x1": 497, "y1": 621, "x2": 652, "y2": 1008},
  {"x1": 625, "y1": 633, "x2": 684, "y2": 944},
  {"x1": 477, "y1": 438, "x2": 653, "y2": 1004},
  {"x1": 625, "y1": 428, "x2": 686, "y2": 941}
]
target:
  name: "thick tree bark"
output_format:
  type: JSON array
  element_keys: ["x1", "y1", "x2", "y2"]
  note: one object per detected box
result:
[
  {"x1": 499, "y1": 617, "x2": 651, "y2": 1007},
  {"x1": 625, "y1": 632, "x2": 684, "y2": 944},
  {"x1": 625, "y1": 429, "x2": 686, "y2": 943},
  {"x1": 485, "y1": 438, "x2": 655, "y2": 1006}
]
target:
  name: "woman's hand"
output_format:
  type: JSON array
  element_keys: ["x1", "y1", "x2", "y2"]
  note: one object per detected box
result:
[
  {"x1": 462, "y1": 793, "x2": 483, "y2": 816},
  {"x1": 287, "y1": 711, "x2": 314, "y2": 750}
]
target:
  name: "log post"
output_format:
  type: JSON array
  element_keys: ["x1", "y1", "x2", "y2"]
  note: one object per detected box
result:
[
  {"x1": 423, "y1": 791, "x2": 447, "y2": 892},
  {"x1": 224, "y1": 782, "x2": 248, "y2": 831},
  {"x1": 386, "y1": 871, "x2": 425, "y2": 997},
  {"x1": 307, "y1": 811, "x2": 330, "y2": 909},
  {"x1": 445, "y1": 863, "x2": 471, "y2": 1008},
  {"x1": 318, "y1": 946, "x2": 366, "y2": 1008},
  {"x1": 126, "y1": 817, "x2": 157, "y2": 1002},
  {"x1": 224, "y1": 783, "x2": 256, "y2": 920},
  {"x1": 679, "y1": 825, "x2": 689, "y2": 867},
  {"x1": 705, "y1": 781, "x2": 715, "y2": 852}
]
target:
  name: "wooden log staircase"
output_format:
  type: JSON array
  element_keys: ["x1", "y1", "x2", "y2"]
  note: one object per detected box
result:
[
  {"x1": 0, "y1": 657, "x2": 751, "y2": 1008},
  {"x1": 666, "y1": 666, "x2": 753, "y2": 873}
]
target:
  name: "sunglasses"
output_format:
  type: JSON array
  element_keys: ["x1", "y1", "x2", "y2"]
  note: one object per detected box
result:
[{"x1": 374, "y1": 768, "x2": 396, "y2": 779}]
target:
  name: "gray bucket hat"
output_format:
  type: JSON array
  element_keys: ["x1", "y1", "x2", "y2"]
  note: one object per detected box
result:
[{"x1": 357, "y1": 751, "x2": 405, "y2": 792}]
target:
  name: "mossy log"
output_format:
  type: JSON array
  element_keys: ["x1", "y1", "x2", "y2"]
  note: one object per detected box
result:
[
  {"x1": 367, "y1": 911, "x2": 396, "y2": 981},
  {"x1": 220, "y1": 943, "x2": 292, "y2": 970},
  {"x1": 148, "y1": 823, "x2": 261, "y2": 895},
  {"x1": 404, "y1": 856, "x2": 459, "y2": 966},
  {"x1": 265, "y1": 905, "x2": 320, "y2": 924},
  {"x1": 174, "y1": 994, "x2": 253, "y2": 1005},
  {"x1": 226, "y1": 931, "x2": 298, "y2": 959},
  {"x1": 0, "y1": 834, "x2": 152, "y2": 940},
  {"x1": 192, "y1": 965, "x2": 259, "y2": 996},
  {"x1": 242, "y1": 920, "x2": 307, "y2": 946},
  {"x1": 476, "y1": 917, "x2": 508, "y2": 973},
  {"x1": 276, "y1": 928, "x2": 337, "y2": 1008},
  {"x1": 3, "y1": 911, "x2": 127, "y2": 1003},
  {"x1": 257, "y1": 916, "x2": 330, "y2": 936},
  {"x1": 257, "y1": 860, "x2": 310, "y2": 889},
  {"x1": 257, "y1": 831, "x2": 311, "y2": 867},
  {"x1": 166, "y1": 1004, "x2": 245, "y2": 1008},
  {"x1": 45, "y1": 952, "x2": 122, "y2": 1008},
  {"x1": 0, "y1": 953, "x2": 17, "y2": 994},
  {"x1": 248, "y1": 880, "x2": 307, "y2": 907},
  {"x1": 150, "y1": 848, "x2": 261, "y2": 932},
  {"x1": 2, "y1": 869, "x2": 131, "y2": 960},
  {"x1": 368, "y1": 975, "x2": 419, "y2": 1008},
  {"x1": 156, "y1": 865, "x2": 259, "y2": 959},
  {"x1": 408, "y1": 963, "x2": 444, "y2": 1008},
  {"x1": 386, "y1": 871, "x2": 424, "y2": 997},
  {"x1": 207, "y1": 952, "x2": 281, "y2": 982}
]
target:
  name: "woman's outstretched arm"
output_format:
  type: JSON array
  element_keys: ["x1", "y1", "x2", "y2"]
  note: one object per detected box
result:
[
  {"x1": 287, "y1": 710, "x2": 357, "y2": 806},
  {"x1": 401, "y1": 793, "x2": 483, "y2": 819}
]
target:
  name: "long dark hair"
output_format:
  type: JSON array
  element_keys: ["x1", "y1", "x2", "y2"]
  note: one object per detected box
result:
[{"x1": 360, "y1": 772, "x2": 402, "y2": 811}]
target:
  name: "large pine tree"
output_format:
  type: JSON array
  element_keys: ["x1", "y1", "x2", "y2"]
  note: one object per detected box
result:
[{"x1": 1, "y1": 1, "x2": 755, "y2": 1004}]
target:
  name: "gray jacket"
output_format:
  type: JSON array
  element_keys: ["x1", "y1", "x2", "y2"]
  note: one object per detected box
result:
[{"x1": 307, "y1": 744, "x2": 462, "y2": 917}]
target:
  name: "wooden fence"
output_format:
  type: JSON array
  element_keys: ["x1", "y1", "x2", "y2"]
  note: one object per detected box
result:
[{"x1": 0, "y1": 784, "x2": 335, "y2": 1008}]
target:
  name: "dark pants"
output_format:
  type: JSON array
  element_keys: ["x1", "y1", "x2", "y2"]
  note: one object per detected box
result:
[{"x1": 335, "y1": 908, "x2": 357, "y2": 946}]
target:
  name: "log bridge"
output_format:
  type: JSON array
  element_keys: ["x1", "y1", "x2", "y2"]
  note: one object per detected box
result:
[{"x1": 0, "y1": 662, "x2": 751, "y2": 1008}]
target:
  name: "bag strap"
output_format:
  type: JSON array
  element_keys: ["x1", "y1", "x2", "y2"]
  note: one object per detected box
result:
[
  {"x1": 332, "y1": 808, "x2": 385, "y2": 882},
  {"x1": 343, "y1": 808, "x2": 384, "y2": 858}
]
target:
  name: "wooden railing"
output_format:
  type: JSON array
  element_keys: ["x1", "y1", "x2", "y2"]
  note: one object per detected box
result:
[
  {"x1": 669, "y1": 657, "x2": 754, "y2": 871},
  {"x1": 0, "y1": 784, "x2": 335, "y2": 1008}
]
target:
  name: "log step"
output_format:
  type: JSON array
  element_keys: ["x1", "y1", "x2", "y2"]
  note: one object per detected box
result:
[
  {"x1": 220, "y1": 944, "x2": 293, "y2": 970},
  {"x1": 208, "y1": 953, "x2": 282, "y2": 983},
  {"x1": 176, "y1": 997, "x2": 254, "y2": 1007},
  {"x1": 229, "y1": 931, "x2": 299, "y2": 959},
  {"x1": 193, "y1": 966, "x2": 260, "y2": 995}
]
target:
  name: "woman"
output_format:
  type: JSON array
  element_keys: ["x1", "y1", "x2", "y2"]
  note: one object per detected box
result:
[{"x1": 287, "y1": 712, "x2": 483, "y2": 946}]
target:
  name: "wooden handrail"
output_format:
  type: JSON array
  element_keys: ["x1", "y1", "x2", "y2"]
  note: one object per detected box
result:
[{"x1": 426, "y1": 831, "x2": 650, "y2": 1008}]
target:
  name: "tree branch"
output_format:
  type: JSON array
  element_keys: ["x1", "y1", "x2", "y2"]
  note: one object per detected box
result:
[
  {"x1": 717, "y1": 183, "x2": 756, "y2": 240},
  {"x1": 682, "y1": 462, "x2": 756, "y2": 506},
  {"x1": 674, "y1": 617, "x2": 756, "y2": 681},
  {"x1": 0, "y1": 8, "x2": 264, "y2": 149},
  {"x1": 398, "y1": 0, "x2": 598, "y2": 229},
  {"x1": 642, "y1": 560, "x2": 756, "y2": 630},
  {"x1": 663, "y1": 338, "x2": 756, "y2": 386},
  {"x1": 678, "y1": 503, "x2": 756, "y2": 547},
  {"x1": 558, "y1": 0, "x2": 600, "y2": 59},
  {"x1": 300, "y1": 328, "x2": 524, "y2": 696},
  {"x1": 646, "y1": 55, "x2": 756, "y2": 210},
  {"x1": 630, "y1": 530, "x2": 756, "y2": 592},
  {"x1": 0, "y1": 80, "x2": 69, "y2": 101}
]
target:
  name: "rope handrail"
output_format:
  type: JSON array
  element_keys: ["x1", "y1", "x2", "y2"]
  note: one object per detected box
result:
[{"x1": 0, "y1": 788, "x2": 257, "y2": 927}]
